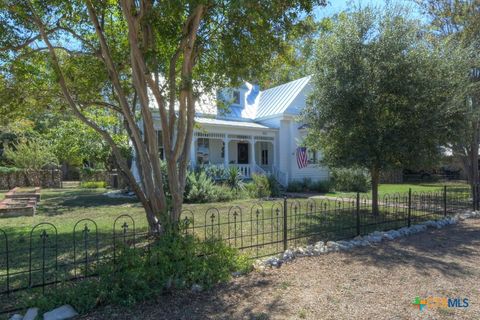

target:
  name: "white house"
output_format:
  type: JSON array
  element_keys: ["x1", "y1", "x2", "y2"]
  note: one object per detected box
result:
[{"x1": 148, "y1": 75, "x2": 329, "y2": 186}]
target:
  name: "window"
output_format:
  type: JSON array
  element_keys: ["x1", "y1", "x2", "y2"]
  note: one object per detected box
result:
[
  {"x1": 232, "y1": 90, "x2": 240, "y2": 104},
  {"x1": 221, "y1": 142, "x2": 225, "y2": 159},
  {"x1": 157, "y1": 131, "x2": 164, "y2": 160},
  {"x1": 196, "y1": 138, "x2": 209, "y2": 164},
  {"x1": 307, "y1": 149, "x2": 317, "y2": 164},
  {"x1": 261, "y1": 149, "x2": 269, "y2": 165}
]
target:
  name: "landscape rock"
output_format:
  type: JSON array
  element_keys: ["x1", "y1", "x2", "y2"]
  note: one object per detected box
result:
[
  {"x1": 191, "y1": 284, "x2": 203, "y2": 293},
  {"x1": 254, "y1": 211, "x2": 478, "y2": 270},
  {"x1": 9, "y1": 314, "x2": 23, "y2": 320},
  {"x1": 367, "y1": 235, "x2": 383, "y2": 243},
  {"x1": 282, "y1": 249, "x2": 295, "y2": 261},
  {"x1": 23, "y1": 308, "x2": 38, "y2": 320},
  {"x1": 43, "y1": 305, "x2": 78, "y2": 320}
]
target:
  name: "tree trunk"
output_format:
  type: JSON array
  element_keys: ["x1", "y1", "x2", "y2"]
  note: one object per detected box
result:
[
  {"x1": 30, "y1": 1, "x2": 206, "y2": 233},
  {"x1": 371, "y1": 166, "x2": 380, "y2": 216},
  {"x1": 470, "y1": 120, "x2": 479, "y2": 197}
]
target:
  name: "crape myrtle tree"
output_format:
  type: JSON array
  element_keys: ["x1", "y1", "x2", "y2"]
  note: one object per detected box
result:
[
  {"x1": 1, "y1": 0, "x2": 325, "y2": 232},
  {"x1": 302, "y1": 6, "x2": 468, "y2": 214}
]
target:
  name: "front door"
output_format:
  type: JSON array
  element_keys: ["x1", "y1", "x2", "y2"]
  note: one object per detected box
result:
[{"x1": 237, "y1": 143, "x2": 249, "y2": 164}]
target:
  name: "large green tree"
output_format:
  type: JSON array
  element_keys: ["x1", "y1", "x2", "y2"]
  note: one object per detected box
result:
[
  {"x1": 303, "y1": 6, "x2": 468, "y2": 214},
  {"x1": 1, "y1": 0, "x2": 325, "y2": 231},
  {"x1": 416, "y1": 0, "x2": 480, "y2": 190}
]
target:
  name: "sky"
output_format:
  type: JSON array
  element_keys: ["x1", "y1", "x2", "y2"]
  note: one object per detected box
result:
[{"x1": 314, "y1": 0, "x2": 426, "y2": 21}]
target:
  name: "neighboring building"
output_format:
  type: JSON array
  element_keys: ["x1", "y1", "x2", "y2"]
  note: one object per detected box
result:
[{"x1": 145, "y1": 75, "x2": 329, "y2": 186}]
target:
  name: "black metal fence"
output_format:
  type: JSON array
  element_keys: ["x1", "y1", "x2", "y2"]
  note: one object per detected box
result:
[{"x1": 0, "y1": 186, "x2": 475, "y2": 312}]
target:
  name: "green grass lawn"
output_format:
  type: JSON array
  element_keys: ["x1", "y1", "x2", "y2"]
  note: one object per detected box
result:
[
  {"x1": 324, "y1": 182, "x2": 469, "y2": 198},
  {"x1": 0, "y1": 183, "x2": 473, "y2": 306},
  {"x1": 0, "y1": 182, "x2": 470, "y2": 238}
]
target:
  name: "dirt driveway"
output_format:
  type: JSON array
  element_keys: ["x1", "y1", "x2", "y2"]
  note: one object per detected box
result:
[{"x1": 83, "y1": 218, "x2": 480, "y2": 320}]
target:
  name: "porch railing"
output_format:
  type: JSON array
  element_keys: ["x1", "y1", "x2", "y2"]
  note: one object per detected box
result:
[
  {"x1": 253, "y1": 164, "x2": 267, "y2": 176},
  {"x1": 273, "y1": 166, "x2": 288, "y2": 186},
  {"x1": 231, "y1": 164, "x2": 251, "y2": 178}
]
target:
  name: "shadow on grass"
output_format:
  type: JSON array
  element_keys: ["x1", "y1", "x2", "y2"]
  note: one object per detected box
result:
[{"x1": 37, "y1": 191, "x2": 140, "y2": 217}]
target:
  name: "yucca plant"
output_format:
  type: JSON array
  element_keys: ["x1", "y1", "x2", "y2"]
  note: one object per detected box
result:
[{"x1": 224, "y1": 166, "x2": 244, "y2": 191}]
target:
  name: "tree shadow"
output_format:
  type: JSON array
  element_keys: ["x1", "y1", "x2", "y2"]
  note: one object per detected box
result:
[
  {"x1": 339, "y1": 220, "x2": 480, "y2": 277},
  {"x1": 36, "y1": 191, "x2": 140, "y2": 217}
]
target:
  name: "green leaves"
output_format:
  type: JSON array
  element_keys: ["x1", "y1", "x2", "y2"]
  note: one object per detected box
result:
[
  {"x1": 304, "y1": 5, "x2": 468, "y2": 172},
  {"x1": 3, "y1": 137, "x2": 58, "y2": 170}
]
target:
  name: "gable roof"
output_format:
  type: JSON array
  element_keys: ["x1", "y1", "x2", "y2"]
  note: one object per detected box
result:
[
  {"x1": 149, "y1": 75, "x2": 312, "y2": 125},
  {"x1": 255, "y1": 75, "x2": 311, "y2": 119}
]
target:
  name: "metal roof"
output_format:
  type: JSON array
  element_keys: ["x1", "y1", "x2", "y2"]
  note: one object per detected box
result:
[
  {"x1": 195, "y1": 117, "x2": 273, "y2": 129},
  {"x1": 255, "y1": 75, "x2": 311, "y2": 119}
]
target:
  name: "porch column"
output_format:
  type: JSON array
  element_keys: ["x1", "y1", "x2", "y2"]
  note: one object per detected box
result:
[
  {"x1": 190, "y1": 136, "x2": 197, "y2": 168},
  {"x1": 223, "y1": 137, "x2": 229, "y2": 168},
  {"x1": 251, "y1": 139, "x2": 256, "y2": 166}
]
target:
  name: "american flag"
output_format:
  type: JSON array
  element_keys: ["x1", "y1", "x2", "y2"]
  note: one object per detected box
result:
[{"x1": 296, "y1": 147, "x2": 308, "y2": 169}]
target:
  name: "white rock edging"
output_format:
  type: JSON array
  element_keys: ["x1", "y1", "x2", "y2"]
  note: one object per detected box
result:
[{"x1": 254, "y1": 211, "x2": 480, "y2": 270}]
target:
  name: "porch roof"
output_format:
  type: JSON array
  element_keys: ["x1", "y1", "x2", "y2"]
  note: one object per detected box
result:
[{"x1": 195, "y1": 116, "x2": 275, "y2": 130}]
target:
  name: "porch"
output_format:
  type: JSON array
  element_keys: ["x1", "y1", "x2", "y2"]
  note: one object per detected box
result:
[{"x1": 191, "y1": 132, "x2": 275, "y2": 178}]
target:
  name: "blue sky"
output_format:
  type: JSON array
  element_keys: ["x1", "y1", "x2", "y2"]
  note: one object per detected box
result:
[{"x1": 315, "y1": 0, "x2": 425, "y2": 20}]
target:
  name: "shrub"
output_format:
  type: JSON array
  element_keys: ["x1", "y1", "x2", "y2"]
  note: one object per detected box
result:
[
  {"x1": 23, "y1": 232, "x2": 251, "y2": 314},
  {"x1": 224, "y1": 166, "x2": 244, "y2": 192},
  {"x1": 268, "y1": 175, "x2": 281, "y2": 197},
  {"x1": 247, "y1": 174, "x2": 282, "y2": 198},
  {"x1": 184, "y1": 171, "x2": 218, "y2": 203},
  {"x1": 287, "y1": 178, "x2": 331, "y2": 193},
  {"x1": 203, "y1": 165, "x2": 227, "y2": 181},
  {"x1": 286, "y1": 180, "x2": 303, "y2": 192},
  {"x1": 248, "y1": 174, "x2": 271, "y2": 198},
  {"x1": 3, "y1": 138, "x2": 58, "y2": 170},
  {"x1": 331, "y1": 167, "x2": 371, "y2": 192},
  {"x1": 214, "y1": 184, "x2": 242, "y2": 202},
  {"x1": 0, "y1": 166, "x2": 21, "y2": 174},
  {"x1": 80, "y1": 181, "x2": 106, "y2": 188},
  {"x1": 310, "y1": 180, "x2": 331, "y2": 193}
]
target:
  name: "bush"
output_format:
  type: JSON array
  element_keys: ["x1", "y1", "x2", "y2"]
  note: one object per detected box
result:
[
  {"x1": 4, "y1": 138, "x2": 58, "y2": 170},
  {"x1": 224, "y1": 166, "x2": 244, "y2": 192},
  {"x1": 268, "y1": 175, "x2": 282, "y2": 197},
  {"x1": 184, "y1": 171, "x2": 218, "y2": 203},
  {"x1": 247, "y1": 174, "x2": 282, "y2": 198},
  {"x1": 287, "y1": 178, "x2": 331, "y2": 193},
  {"x1": 80, "y1": 181, "x2": 106, "y2": 188},
  {"x1": 24, "y1": 232, "x2": 251, "y2": 314},
  {"x1": 203, "y1": 165, "x2": 227, "y2": 181},
  {"x1": 0, "y1": 166, "x2": 21, "y2": 174},
  {"x1": 286, "y1": 180, "x2": 303, "y2": 192},
  {"x1": 310, "y1": 180, "x2": 331, "y2": 193},
  {"x1": 248, "y1": 174, "x2": 271, "y2": 198},
  {"x1": 331, "y1": 167, "x2": 371, "y2": 192},
  {"x1": 183, "y1": 169, "x2": 248, "y2": 204},
  {"x1": 214, "y1": 184, "x2": 243, "y2": 202}
]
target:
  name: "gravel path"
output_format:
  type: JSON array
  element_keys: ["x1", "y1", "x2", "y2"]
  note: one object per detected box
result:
[{"x1": 83, "y1": 218, "x2": 480, "y2": 320}]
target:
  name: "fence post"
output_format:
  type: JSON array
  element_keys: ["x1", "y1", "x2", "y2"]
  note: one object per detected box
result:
[
  {"x1": 475, "y1": 184, "x2": 479, "y2": 211},
  {"x1": 407, "y1": 188, "x2": 412, "y2": 227},
  {"x1": 356, "y1": 192, "x2": 360, "y2": 236},
  {"x1": 283, "y1": 196, "x2": 288, "y2": 251},
  {"x1": 443, "y1": 185, "x2": 447, "y2": 217}
]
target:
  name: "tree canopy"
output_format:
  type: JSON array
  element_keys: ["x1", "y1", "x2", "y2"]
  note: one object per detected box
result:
[
  {"x1": 302, "y1": 5, "x2": 469, "y2": 212},
  {"x1": 0, "y1": 0, "x2": 325, "y2": 231}
]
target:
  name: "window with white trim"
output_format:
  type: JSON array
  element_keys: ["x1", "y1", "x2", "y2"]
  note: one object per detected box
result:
[
  {"x1": 232, "y1": 90, "x2": 240, "y2": 105},
  {"x1": 196, "y1": 138, "x2": 209, "y2": 165},
  {"x1": 307, "y1": 149, "x2": 317, "y2": 164}
]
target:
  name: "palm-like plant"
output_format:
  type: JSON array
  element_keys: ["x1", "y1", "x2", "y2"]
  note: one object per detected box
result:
[{"x1": 224, "y1": 166, "x2": 244, "y2": 191}]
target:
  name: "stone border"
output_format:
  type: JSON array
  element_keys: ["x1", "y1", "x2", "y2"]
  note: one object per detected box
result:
[{"x1": 254, "y1": 211, "x2": 480, "y2": 270}]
